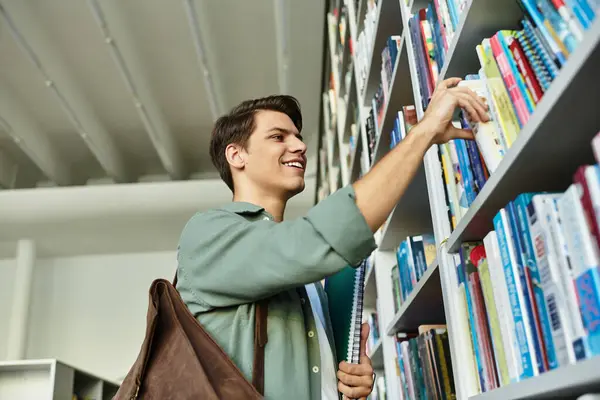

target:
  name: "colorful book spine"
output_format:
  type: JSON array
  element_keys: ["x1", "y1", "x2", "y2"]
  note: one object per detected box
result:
[
  {"x1": 494, "y1": 208, "x2": 536, "y2": 379},
  {"x1": 521, "y1": 18, "x2": 559, "y2": 80},
  {"x1": 528, "y1": 194, "x2": 576, "y2": 366},
  {"x1": 546, "y1": 196, "x2": 590, "y2": 360},
  {"x1": 506, "y1": 201, "x2": 545, "y2": 374},
  {"x1": 515, "y1": 193, "x2": 558, "y2": 371},
  {"x1": 558, "y1": 185, "x2": 600, "y2": 356},
  {"x1": 515, "y1": 30, "x2": 552, "y2": 92},
  {"x1": 506, "y1": 34, "x2": 545, "y2": 103}
]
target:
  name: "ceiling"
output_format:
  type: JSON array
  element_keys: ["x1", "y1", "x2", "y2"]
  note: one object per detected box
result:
[
  {"x1": 0, "y1": 0, "x2": 327, "y2": 258},
  {"x1": 0, "y1": 0, "x2": 326, "y2": 189}
]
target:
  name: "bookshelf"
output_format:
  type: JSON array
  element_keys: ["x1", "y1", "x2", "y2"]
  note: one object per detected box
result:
[
  {"x1": 0, "y1": 359, "x2": 119, "y2": 400},
  {"x1": 317, "y1": 0, "x2": 600, "y2": 399}
]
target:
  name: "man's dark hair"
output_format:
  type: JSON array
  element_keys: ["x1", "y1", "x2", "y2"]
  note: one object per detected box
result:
[{"x1": 209, "y1": 95, "x2": 303, "y2": 192}]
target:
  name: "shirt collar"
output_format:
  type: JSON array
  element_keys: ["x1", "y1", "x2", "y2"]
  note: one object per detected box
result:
[{"x1": 220, "y1": 201, "x2": 264, "y2": 214}]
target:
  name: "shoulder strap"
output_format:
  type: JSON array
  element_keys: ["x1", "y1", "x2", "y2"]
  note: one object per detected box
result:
[
  {"x1": 252, "y1": 299, "x2": 268, "y2": 395},
  {"x1": 173, "y1": 269, "x2": 268, "y2": 395}
]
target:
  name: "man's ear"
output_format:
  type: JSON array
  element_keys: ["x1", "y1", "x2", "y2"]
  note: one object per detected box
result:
[{"x1": 225, "y1": 143, "x2": 246, "y2": 171}]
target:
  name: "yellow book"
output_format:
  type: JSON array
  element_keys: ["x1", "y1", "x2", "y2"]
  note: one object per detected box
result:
[
  {"x1": 479, "y1": 258, "x2": 510, "y2": 386},
  {"x1": 440, "y1": 143, "x2": 460, "y2": 228},
  {"x1": 476, "y1": 40, "x2": 521, "y2": 148}
]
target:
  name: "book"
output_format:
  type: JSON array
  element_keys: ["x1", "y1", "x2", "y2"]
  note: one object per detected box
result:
[{"x1": 324, "y1": 258, "x2": 369, "y2": 364}]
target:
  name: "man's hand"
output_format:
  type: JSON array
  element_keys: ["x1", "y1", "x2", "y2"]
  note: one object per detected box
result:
[
  {"x1": 337, "y1": 323, "x2": 375, "y2": 400},
  {"x1": 419, "y1": 77, "x2": 489, "y2": 145}
]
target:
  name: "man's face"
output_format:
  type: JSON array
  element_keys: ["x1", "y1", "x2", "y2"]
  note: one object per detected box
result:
[{"x1": 241, "y1": 110, "x2": 307, "y2": 198}]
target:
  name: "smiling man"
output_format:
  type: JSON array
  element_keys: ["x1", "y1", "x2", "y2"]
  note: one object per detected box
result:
[{"x1": 176, "y1": 80, "x2": 488, "y2": 399}]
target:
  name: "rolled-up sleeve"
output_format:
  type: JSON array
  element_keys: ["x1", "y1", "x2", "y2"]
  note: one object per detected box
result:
[{"x1": 177, "y1": 185, "x2": 377, "y2": 310}]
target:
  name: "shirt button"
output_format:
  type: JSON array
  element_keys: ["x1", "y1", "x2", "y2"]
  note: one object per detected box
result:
[
  {"x1": 312, "y1": 366, "x2": 319, "y2": 373},
  {"x1": 308, "y1": 330, "x2": 315, "y2": 338},
  {"x1": 263, "y1": 216, "x2": 270, "y2": 221},
  {"x1": 300, "y1": 298, "x2": 306, "y2": 305}
]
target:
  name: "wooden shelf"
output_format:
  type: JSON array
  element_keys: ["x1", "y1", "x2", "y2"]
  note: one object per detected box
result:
[{"x1": 386, "y1": 259, "x2": 445, "y2": 334}]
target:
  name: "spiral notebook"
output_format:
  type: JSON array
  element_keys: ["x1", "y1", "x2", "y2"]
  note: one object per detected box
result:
[{"x1": 324, "y1": 258, "x2": 369, "y2": 364}]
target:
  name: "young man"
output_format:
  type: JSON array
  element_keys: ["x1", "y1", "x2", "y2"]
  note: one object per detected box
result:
[{"x1": 176, "y1": 77, "x2": 488, "y2": 399}]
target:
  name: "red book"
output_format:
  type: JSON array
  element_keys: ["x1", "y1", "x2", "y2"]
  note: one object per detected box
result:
[
  {"x1": 507, "y1": 34, "x2": 544, "y2": 104},
  {"x1": 574, "y1": 166, "x2": 600, "y2": 250}
]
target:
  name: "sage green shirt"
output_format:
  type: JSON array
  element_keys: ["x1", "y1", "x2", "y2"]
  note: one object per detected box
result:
[{"x1": 176, "y1": 185, "x2": 377, "y2": 399}]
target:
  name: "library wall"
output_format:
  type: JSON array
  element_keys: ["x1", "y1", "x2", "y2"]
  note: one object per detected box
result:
[
  {"x1": 22, "y1": 251, "x2": 175, "y2": 382},
  {"x1": 0, "y1": 258, "x2": 17, "y2": 361}
]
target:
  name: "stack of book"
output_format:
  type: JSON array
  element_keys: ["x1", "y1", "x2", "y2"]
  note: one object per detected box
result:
[
  {"x1": 454, "y1": 132, "x2": 600, "y2": 394},
  {"x1": 365, "y1": 36, "x2": 403, "y2": 164},
  {"x1": 428, "y1": 1, "x2": 598, "y2": 229},
  {"x1": 391, "y1": 234, "x2": 437, "y2": 311},
  {"x1": 407, "y1": 0, "x2": 468, "y2": 110},
  {"x1": 356, "y1": 0, "x2": 380, "y2": 93},
  {"x1": 394, "y1": 325, "x2": 456, "y2": 399}
]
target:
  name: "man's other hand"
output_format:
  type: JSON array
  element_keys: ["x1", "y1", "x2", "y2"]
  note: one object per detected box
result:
[{"x1": 337, "y1": 323, "x2": 375, "y2": 400}]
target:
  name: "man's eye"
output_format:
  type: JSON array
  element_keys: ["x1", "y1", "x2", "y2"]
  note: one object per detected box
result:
[{"x1": 273, "y1": 135, "x2": 283, "y2": 141}]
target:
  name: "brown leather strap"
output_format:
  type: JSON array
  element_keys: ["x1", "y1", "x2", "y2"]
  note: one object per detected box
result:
[{"x1": 252, "y1": 300, "x2": 268, "y2": 395}]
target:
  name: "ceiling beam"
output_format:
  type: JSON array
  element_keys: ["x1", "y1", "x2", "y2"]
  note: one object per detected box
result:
[
  {"x1": 273, "y1": 0, "x2": 291, "y2": 94},
  {"x1": 86, "y1": 0, "x2": 188, "y2": 181},
  {"x1": 182, "y1": 0, "x2": 225, "y2": 121},
  {"x1": 0, "y1": 147, "x2": 18, "y2": 189},
  {"x1": 0, "y1": 88, "x2": 72, "y2": 186},
  {"x1": 0, "y1": 1, "x2": 132, "y2": 183}
]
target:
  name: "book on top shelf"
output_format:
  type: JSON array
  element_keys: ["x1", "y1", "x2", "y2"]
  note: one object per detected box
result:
[{"x1": 422, "y1": 0, "x2": 600, "y2": 232}]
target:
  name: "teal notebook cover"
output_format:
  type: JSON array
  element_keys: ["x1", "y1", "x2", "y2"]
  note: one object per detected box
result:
[{"x1": 324, "y1": 259, "x2": 368, "y2": 364}]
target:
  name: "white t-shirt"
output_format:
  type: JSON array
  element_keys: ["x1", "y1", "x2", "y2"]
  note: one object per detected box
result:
[{"x1": 305, "y1": 283, "x2": 339, "y2": 400}]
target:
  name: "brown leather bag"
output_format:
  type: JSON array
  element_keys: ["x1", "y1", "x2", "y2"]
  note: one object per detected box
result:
[{"x1": 113, "y1": 273, "x2": 268, "y2": 399}]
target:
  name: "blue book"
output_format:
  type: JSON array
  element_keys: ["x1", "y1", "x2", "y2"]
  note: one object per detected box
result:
[
  {"x1": 455, "y1": 139, "x2": 477, "y2": 205},
  {"x1": 515, "y1": 193, "x2": 558, "y2": 370},
  {"x1": 494, "y1": 207, "x2": 536, "y2": 379},
  {"x1": 507, "y1": 202, "x2": 545, "y2": 373},
  {"x1": 520, "y1": 0, "x2": 568, "y2": 66}
]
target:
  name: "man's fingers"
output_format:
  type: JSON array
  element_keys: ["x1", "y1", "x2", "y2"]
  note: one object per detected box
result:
[
  {"x1": 448, "y1": 125, "x2": 475, "y2": 141},
  {"x1": 453, "y1": 87, "x2": 489, "y2": 121},
  {"x1": 440, "y1": 77, "x2": 462, "y2": 89},
  {"x1": 338, "y1": 381, "x2": 372, "y2": 399},
  {"x1": 452, "y1": 93, "x2": 481, "y2": 123},
  {"x1": 455, "y1": 92, "x2": 489, "y2": 123},
  {"x1": 337, "y1": 369, "x2": 374, "y2": 388},
  {"x1": 339, "y1": 361, "x2": 374, "y2": 376}
]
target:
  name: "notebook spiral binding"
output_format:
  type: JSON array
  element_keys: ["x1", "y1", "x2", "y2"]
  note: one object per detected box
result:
[{"x1": 346, "y1": 258, "x2": 368, "y2": 364}]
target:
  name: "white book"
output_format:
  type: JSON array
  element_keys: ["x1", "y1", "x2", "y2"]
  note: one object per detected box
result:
[
  {"x1": 457, "y1": 78, "x2": 506, "y2": 173},
  {"x1": 592, "y1": 132, "x2": 600, "y2": 164},
  {"x1": 483, "y1": 231, "x2": 521, "y2": 382},
  {"x1": 558, "y1": 184, "x2": 600, "y2": 279},
  {"x1": 528, "y1": 194, "x2": 576, "y2": 365},
  {"x1": 585, "y1": 165, "x2": 600, "y2": 247},
  {"x1": 547, "y1": 194, "x2": 589, "y2": 359}
]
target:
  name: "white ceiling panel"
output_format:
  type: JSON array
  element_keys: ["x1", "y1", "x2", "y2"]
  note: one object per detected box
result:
[{"x1": 0, "y1": 0, "x2": 325, "y2": 188}]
